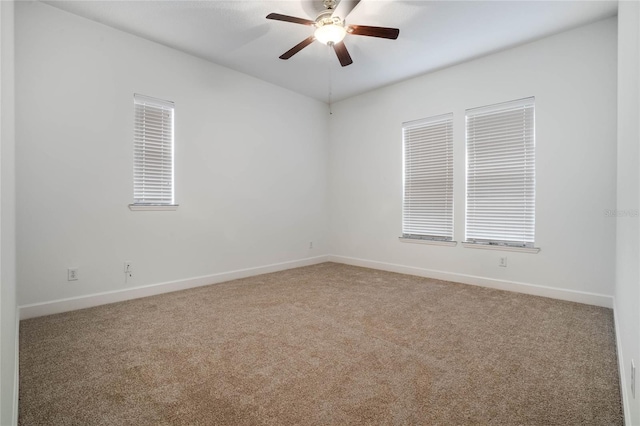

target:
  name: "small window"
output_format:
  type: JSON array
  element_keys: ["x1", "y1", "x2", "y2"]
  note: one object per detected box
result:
[
  {"x1": 130, "y1": 94, "x2": 177, "y2": 210},
  {"x1": 465, "y1": 97, "x2": 535, "y2": 247},
  {"x1": 402, "y1": 113, "x2": 454, "y2": 241}
]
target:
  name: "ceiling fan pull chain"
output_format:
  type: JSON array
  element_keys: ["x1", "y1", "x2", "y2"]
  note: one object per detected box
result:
[{"x1": 328, "y1": 44, "x2": 333, "y2": 114}]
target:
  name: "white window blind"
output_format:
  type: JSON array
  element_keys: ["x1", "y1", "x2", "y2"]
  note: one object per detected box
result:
[
  {"x1": 133, "y1": 94, "x2": 175, "y2": 206},
  {"x1": 402, "y1": 113, "x2": 454, "y2": 241},
  {"x1": 465, "y1": 97, "x2": 535, "y2": 247}
]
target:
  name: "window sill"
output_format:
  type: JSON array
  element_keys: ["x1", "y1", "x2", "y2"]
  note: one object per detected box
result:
[
  {"x1": 462, "y1": 242, "x2": 540, "y2": 254},
  {"x1": 129, "y1": 204, "x2": 179, "y2": 211},
  {"x1": 399, "y1": 237, "x2": 457, "y2": 247}
]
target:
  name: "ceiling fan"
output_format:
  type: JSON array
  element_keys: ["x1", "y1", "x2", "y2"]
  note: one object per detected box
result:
[{"x1": 266, "y1": 0, "x2": 399, "y2": 67}]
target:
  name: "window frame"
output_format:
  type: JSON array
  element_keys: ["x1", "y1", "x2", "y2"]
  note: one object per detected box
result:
[{"x1": 464, "y1": 97, "x2": 537, "y2": 250}]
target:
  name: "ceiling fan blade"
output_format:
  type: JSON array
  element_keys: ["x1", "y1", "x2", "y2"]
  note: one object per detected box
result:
[
  {"x1": 266, "y1": 13, "x2": 315, "y2": 26},
  {"x1": 279, "y1": 36, "x2": 316, "y2": 60},
  {"x1": 333, "y1": 41, "x2": 353, "y2": 67},
  {"x1": 347, "y1": 25, "x2": 400, "y2": 40},
  {"x1": 332, "y1": 0, "x2": 361, "y2": 20}
]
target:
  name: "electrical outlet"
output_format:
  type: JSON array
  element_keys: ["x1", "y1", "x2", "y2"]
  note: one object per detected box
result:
[
  {"x1": 124, "y1": 262, "x2": 133, "y2": 282},
  {"x1": 632, "y1": 359, "x2": 636, "y2": 399},
  {"x1": 309, "y1": 242, "x2": 313, "y2": 249},
  {"x1": 499, "y1": 257, "x2": 507, "y2": 267},
  {"x1": 67, "y1": 267, "x2": 78, "y2": 281}
]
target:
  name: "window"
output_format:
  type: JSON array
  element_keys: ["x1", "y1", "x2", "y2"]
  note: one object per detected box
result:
[
  {"x1": 130, "y1": 94, "x2": 177, "y2": 210},
  {"x1": 465, "y1": 97, "x2": 535, "y2": 247},
  {"x1": 402, "y1": 113, "x2": 454, "y2": 241}
]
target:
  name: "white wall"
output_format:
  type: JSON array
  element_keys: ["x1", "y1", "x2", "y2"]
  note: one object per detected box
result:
[
  {"x1": 0, "y1": 0, "x2": 18, "y2": 423},
  {"x1": 328, "y1": 18, "x2": 618, "y2": 305},
  {"x1": 15, "y1": 1, "x2": 329, "y2": 309},
  {"x1": 616, "y1": 1, "x2": 640, "y2": 424}
]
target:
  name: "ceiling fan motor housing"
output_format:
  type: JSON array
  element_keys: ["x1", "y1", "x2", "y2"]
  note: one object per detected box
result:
[{"x1": 323, "y1": 0, "x2": 338, "y2": 11}]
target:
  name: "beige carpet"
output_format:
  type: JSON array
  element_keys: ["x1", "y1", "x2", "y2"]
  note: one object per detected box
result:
[{"x1": 19, "y1": 262, "x2": 622, "y2": 425}]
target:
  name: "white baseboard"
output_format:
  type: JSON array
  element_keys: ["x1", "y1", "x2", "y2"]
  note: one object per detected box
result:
[
  {"x1": 328, "y1": 255, "x2": 614, "y2": 308},
  {"x1": 19, "y1": 253, "x2": 614, "y2": 318},
  {"x1": 613, "y1": 299, "x2": 632, "y2": 426},
  {"x1": 19, "y1": 255, "x2": 330, "y2": 320}
]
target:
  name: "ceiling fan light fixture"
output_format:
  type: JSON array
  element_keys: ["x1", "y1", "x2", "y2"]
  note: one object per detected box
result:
[{"x1": 314, "y1": 23, "x2": 347, "y2": 45}]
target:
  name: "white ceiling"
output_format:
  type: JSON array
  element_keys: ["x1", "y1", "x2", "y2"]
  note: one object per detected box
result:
[{"x1": 42, "y1": 0, "x2": 617, "y2": 103}]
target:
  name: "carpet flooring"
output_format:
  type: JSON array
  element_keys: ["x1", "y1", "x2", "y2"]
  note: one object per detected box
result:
[{"x1": 19, "y1": 262, "x2": 622, "y2": 425}]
